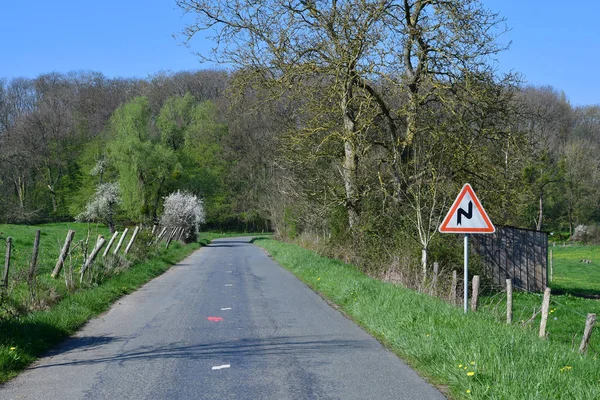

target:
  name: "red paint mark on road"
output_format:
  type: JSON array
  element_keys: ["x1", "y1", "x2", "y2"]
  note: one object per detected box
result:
[{"x1": 207, "y1": 316, "x2": 223, "y2": 322}]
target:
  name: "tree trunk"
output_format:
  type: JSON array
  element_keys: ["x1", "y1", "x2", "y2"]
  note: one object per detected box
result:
[
  {"x1": 568, "y1": 203, "x2": 573, "y2": 237},
  {"x1": 15, "y1": 176, "x2": 26, "y2": 209},
  {"x1": 421, "y1": 247, "x2": 428, "y2": 280},
  {"x1": 405, "y1": 93, "x2": 418, "y2": 150},
  {"x1": 536, "y1": 192, "x2": 543, "y2": 231},
  {"x1": 341, "y1": 81, "x2": 359, "y2": 229},
  {"x1": 342, "y1": 140, "x2": 359, "y2": 228},
  {"x1": 106, "y1": 208, "x2": 115, "y2": 234}
]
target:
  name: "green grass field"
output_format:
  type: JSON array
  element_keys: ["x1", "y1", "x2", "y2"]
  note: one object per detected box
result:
[
  {"x1": 254, "y1": 238, "x2": 600, "y2": 400},
  {"x1": 551, "y1": 245, "x2": 600, "y2": 296}
]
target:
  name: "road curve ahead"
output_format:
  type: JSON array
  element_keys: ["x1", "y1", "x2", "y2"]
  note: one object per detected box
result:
[{"x1": 0, "y1": 237, "x2": 445, "y2": 400}]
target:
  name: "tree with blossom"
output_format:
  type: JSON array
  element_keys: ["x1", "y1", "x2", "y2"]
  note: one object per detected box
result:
[
  {"x1": 160, "y1": 191, "x2": 205, "y2": 242},
  {"x1": 77, "y1": 182, "x2": 121, "y2": 233}
]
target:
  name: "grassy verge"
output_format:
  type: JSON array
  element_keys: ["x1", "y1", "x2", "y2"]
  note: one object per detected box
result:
[
  {"x1": 255, "y1": 238, "x2": 600, "y2": 400},
  {"x1": 0, "y1": 225, "x2": 206, "y2": 383}
]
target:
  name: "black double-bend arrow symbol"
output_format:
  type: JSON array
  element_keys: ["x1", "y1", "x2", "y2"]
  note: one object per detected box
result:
[{"x1": 457, "y1": 201, "x2": 473, "y2": 225}]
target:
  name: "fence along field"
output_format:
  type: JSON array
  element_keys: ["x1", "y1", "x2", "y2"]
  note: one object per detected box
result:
[
  {"x1": 0, "y1": 223, "x2": 188, "y2": 319},
  {"x1": 417, "y1": 239, "x2": 600, "y2": 357}
]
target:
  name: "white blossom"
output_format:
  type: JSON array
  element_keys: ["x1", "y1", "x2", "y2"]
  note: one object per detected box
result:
[
  {"x1": 90, "y1": 158, "x2": 107, "y2": 177},
  {"x1": 160, "y1": 191, "x2": 205, "y2": 242},
  {"x1": 77, "y1": 182, "x2": 120, "y2": 230}
]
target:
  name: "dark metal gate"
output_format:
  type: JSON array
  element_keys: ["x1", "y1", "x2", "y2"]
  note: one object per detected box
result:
[{"x1": 472, "y1": 226, "x2": 548, "y2": 292}]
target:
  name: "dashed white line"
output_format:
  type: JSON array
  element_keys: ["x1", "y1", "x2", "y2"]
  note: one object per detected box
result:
[
  {"x1": 225, "y1": 284, "x2": 233, "y2": 287},
  {"x1": 221, "y1": 307, "x2": 232, "y2": 311},
  {"x1": 212, "y1": 364, "x2": 231, "y2": 370}
]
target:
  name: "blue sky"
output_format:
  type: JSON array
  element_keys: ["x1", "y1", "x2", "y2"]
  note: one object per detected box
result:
[{"x1": 1, "y1": 1, "x2": 599, "y2": 106}]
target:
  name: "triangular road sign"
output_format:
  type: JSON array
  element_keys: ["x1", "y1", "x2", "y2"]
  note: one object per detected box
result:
[{"x1": 439, "y1": 183, "x2": 495, "y2": 234}]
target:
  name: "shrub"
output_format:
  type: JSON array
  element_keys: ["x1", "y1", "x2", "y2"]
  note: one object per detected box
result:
[
  {"x1": 76, "y1": 182, "x2": 120, "y2": 233},
  {"x1": 160, "y1": 191, "x2": 205, "y2": 243}
]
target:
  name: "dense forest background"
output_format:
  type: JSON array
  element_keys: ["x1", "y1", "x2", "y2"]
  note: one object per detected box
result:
[{"x1": 1, "y1": 70, "x2": 599, "y2": 273}]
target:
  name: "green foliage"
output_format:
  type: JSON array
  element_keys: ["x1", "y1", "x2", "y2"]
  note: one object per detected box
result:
[
  {"x1": 156, "y1": 92, "x2": 196, "y2": 151},
  {"x1": 106, "y1": 97, "x2": 180, "y2": 222},
  {"x1": 68, "y1": 92, "x2": 234, "y2": 226},
  {"x1": 521, "y1": 151, "x2": 565, "y2": 230},
  {"x1": 178, "y1": 100, "x2": 229, "y2": 217}
]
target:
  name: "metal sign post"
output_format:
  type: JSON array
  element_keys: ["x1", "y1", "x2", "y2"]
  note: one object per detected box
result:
[
  {"x1": 439, "y1": 184, "x2": 495, "y2": 314},
  {"x1": 464, "y1": 234, "x2": 469, "y2": 314}
]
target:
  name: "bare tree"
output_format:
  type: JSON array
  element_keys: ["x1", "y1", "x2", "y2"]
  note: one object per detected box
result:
[{"x1": 176, "y1": 0, "x2": 512, "y2": 231}]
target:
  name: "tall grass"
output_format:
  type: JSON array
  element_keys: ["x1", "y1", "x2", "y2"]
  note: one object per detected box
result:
[{"x1": 255, "y1": 238, "x2": 600, "y2": 400}]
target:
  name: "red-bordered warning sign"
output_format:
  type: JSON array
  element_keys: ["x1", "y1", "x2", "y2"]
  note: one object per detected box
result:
[{"x1": 439, "y1": 183, "x2": 495, "y2": 234}]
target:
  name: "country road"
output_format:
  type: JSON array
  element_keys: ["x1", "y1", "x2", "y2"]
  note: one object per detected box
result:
[{"x1": 0, "y1": 237, "x2": 445, "y2": 400}]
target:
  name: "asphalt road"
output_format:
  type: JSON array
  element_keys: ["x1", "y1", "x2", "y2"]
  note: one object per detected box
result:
[{"x1": 0, "y1": 237, "x2": 445, "y2": 400}]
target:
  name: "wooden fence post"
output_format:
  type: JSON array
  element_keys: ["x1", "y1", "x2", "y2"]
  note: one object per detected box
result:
[
  {"x1": 51, "y1": 229, "x2": 75, "y2": 279},
  {"x1": 506, "y1": 279, "x2": 513, "y2": 324},
  {"x1": 27, "y1": 230, "x2": 41, "y2": 285},
  {"x1": 156, "y1": 227, "x2": 167, "y2": 242},
  {"x1": 103, "y1": 231, "x2": 119, "y2": 257},
  {"x1": 113, "y1": 228, "x2": 129, "y2": 255},
  {"x1": 431, "y1": 262, "x2": 439, "y2": 295},
  {"x1": 539, "y1": 287, "x2": 552, "y2": 338},
  {"x1": 124, "y1": 226, "x2": 140, "y2": 255},
  {"x1": 451, "y1": 270, "x2": 457, "y2": 306},
  {"x1": 579, "y1": 313, "x2": 597, "y2": 354},
  {"x1": 3, "y1": 237, "x2": 11, "y2": 289},
  {"x1": 165, "y1": 228, "x2": 177, "y2": 249},
  {"x1": 549, "y1": 249, "x2": 553, "y2": 282},
  {"x1": 471, "y1": 275, "x2": 480, "y2": 311},
  {"x1": 80, "y1": 237, "x2": 106, "y2": 282}
]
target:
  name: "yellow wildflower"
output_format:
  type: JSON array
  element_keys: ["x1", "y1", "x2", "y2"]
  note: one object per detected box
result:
[
  {"x1": 466, "y1": 389, "x2": 471, "y2": 394},
  {"x1": 458, "y1": 364, "x2": 463, "y2": 368},
  {"x1": 470, "y1": 361, "x2": 475, "y2": 365},
  {"x1": 467, "y1": 371, "x2": 475, "y2": 377},
  {"x1": 9, "y1": 347, "x2": 16, "y2": 351}
]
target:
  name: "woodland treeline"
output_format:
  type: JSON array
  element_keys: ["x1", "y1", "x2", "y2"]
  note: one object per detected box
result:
[
  {"x1": 2, "y1": 0, "x2": 600, "y2": 275},
  {"x1": 0, "y1": 70, "x2": 267, "y2": 231},
  {"x1": 0, "y1": 72, "x2": 597, "y2": 244}
]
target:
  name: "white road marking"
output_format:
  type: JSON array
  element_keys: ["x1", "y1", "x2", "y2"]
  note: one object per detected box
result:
[
  {"x1": 225, "y1": 284, "x2": 233, "y2": 287},
  {"x1": 227, "y1": 271, "x2": 233, "y2": 273},
  {"x1": 212, "y1": 364, "x2": 230, "y2": 370},
  {"x1": 221, "y1": 307, "x2": 232, "y2": 311}
]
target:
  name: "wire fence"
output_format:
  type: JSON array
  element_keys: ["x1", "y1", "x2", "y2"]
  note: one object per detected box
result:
[
  {"x1": 477, "y1": 278, "x2": 600, "y2": 356},
  {"x1": 472, "y1": 226, "x2": 548, "y2": 292}
]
